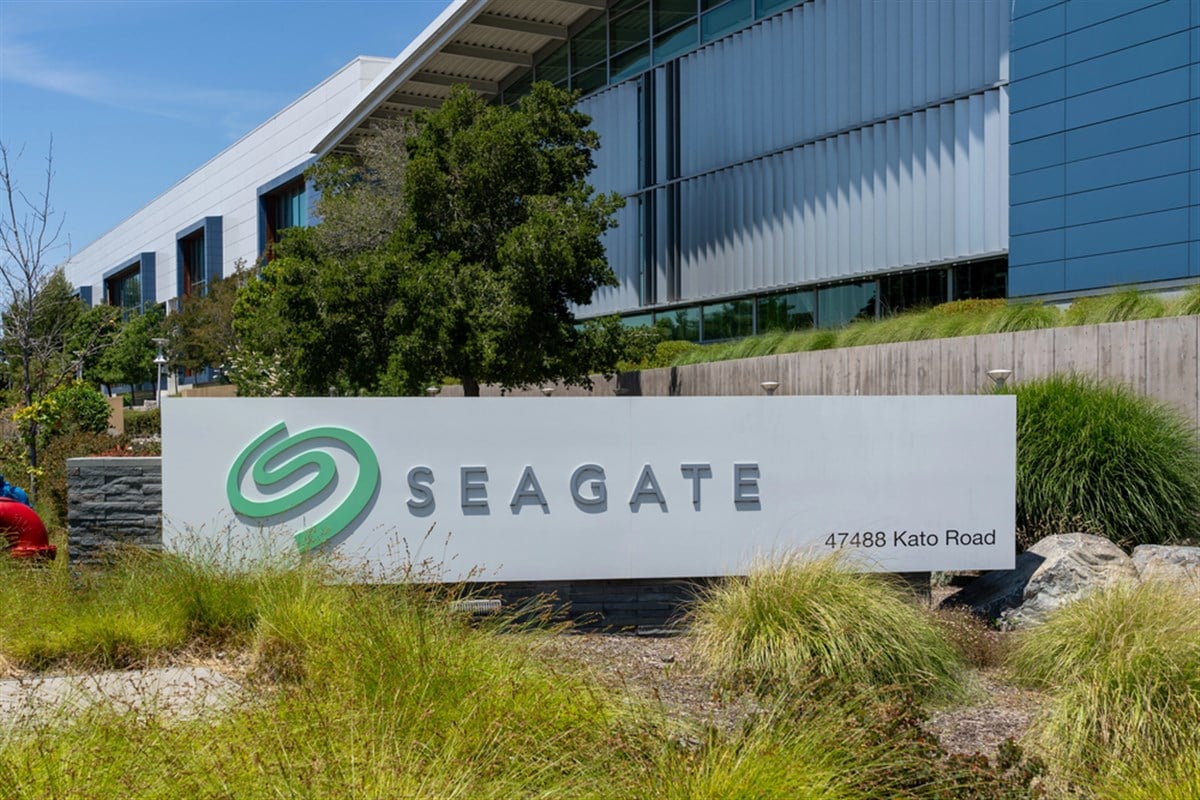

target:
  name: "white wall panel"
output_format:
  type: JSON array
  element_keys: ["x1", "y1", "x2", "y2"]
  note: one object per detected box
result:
[
  {"x1": 64, "y1": 58, "x2": 389, "y2": 306},
  {"x1": 678, "y1": 0, "x2": 1009, "y2": 176}
]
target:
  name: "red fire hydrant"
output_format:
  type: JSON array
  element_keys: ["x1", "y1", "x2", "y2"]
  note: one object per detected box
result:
[{"x1": 0, "y1": 498, "x2": 56, "y2": 560}]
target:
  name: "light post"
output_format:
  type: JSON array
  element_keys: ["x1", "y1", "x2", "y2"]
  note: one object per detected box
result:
[
  {"x1": 152, "y1": 338, "x2": 168, "y2": 408},
  {"x1": 73, "y1": 350, "x2": 85, "y2": 382},
  {"x1": 986, "y1": 368, "x2": 1012, "y2": 390}
]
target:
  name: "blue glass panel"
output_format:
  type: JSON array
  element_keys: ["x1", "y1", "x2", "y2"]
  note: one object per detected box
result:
[
  {"x1": 1066, "y1": 0, "x2": 1160, "y2": 32},
  {"x1": 1064, "y1": 243, "x2": 1189, "y2": 289},
  {"x1": 659, "y1": 306, "x2": 700, "y2": 341},
  {"x1": 757, "y1": 290, "x2": 815, "y2": 331},
  {"x1": 702, "y1": 0, "x2": 752, "y2": 43},
  {"x1": 1011, "y1": 197, "x2": 1065, "y2": 234},
  {"x1": 653, "y1": 21, "x2": 697, "y2": 64},
  {"x1": 1065, "y1": 208, "x2": 1189, "y2": 258},
  {"x1": 1012, "y1": 134, "x2": 1065, "y2": 174},
  {"x1": 611, "y1": 44, "x2": 650, "y2": 81},
  {"x1": 1012, "y1": 37, "x2": 1065, "y2": 80},
  {"x1": 701, "y1": 299, "x2": 754, "y2": 340},
  {"x1": 1008, "y1": 261, "x2": 1066, "y2": 296},
  {"x1": 1010, "y1": 229, "x2": 1066, "y2": 264},
  {"x1": 1012, "y1": 3, "x2": 1065, "y2": 49},
  {"x1": 1064, "y1": 102, "x2": 1189, "y2": 161},
  {"x1": 1191, "y1": 241, "x2": 1200, "y2": 277},
  {"x1": 755, "y1": 0, "x2": 797, "y2": 18},
  {"x1": 817, "y1": 282, "x2": 877, "y2": 328},
  {"x1": 1010, "y1": 69, "x2": 1065, "y2": 113},
  {"x1": 1065, "y1": 0, "x2": 1188, "y2": 64},
  {"x1": 1064, "y1": 32, "x2": 1189, "y2": 96},
  {"x1": 1064, "y1": 173, "x2": 1189, "y2": 227},
  {"x1": 1010, "y1": 102, "x2": 1065, "y2": 143},
  {"x1": 1011, "y1": 164, "x2": 1065, "y2": 205},
  {"x1": 1065, "y1": 67, "x2": 1189, "y2": 129},
  {"x1": 1064, "y1": 138, "x2": 1189, "y2": 193}
]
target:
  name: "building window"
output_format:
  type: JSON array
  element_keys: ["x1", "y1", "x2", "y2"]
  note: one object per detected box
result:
[
  {"x1": 879, "y1": 269, "x2": 949, "y2": 316},
  {"x1": 107, "y1": 268, "x2": 142, "y2": 318},
  {"x1": 179, "y1": 231, "x2": 206, "y2": 298},
  {"x1": 757, "y1": 290, "x2": 815, "y2": 332},
  {"x1": 953, "y1": 258, "x2": 1008, "y2": 301},
  {"x1": 817, "y1": 281, "x2": 877, "y2": 328},
  {"x1": 701, "y1": 299, "x2": 753, "y2": 341},
  {"x1": 176, "y1": 216, "x2": 222, "y2": 302},
  {"x1": 259, "y1": 176, "x2": 308, "y2": 262},
  {"x1": 103, "y1": 252, "x2": 155, "y2": 319}
]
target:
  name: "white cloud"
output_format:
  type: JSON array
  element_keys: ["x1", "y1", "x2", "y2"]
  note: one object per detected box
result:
[{"x1": 0, "y1": 38, "x2": 285, "y2": 134}]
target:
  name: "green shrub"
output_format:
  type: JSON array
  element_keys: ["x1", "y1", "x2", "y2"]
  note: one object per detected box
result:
[
  {"x1": 44, "y1": 381, "x2": 111, "y2": 435},
  {"x1": 124, "y1": 407, "x2": 161, "y2": 436},
  {"x1": 1010, "y1": 374, "x2": 1200, "y2": 546},
  {"x1": 1064, "y1": 289, "x2": 1168, "y2": 326},
  {"x1": 652, "y1": 339, "x2": 701, "y2": 368},
  {"x1": 1008, "y1": 580, "x2": 1200, "y2": 785},
  {"x1": 688, "y1": 554, "x2": 966, "y2": 702}
]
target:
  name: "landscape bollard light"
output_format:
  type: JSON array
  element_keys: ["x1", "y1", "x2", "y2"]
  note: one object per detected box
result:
[
  {"x1": 426, "y1": 385, "x2": 441, "y2": 397},
  {"x1": 986, "y1": 369, "x2": 1012, "y2": 390},
  {"x1": 152, "y1": 338, "x2": 168, "y2": 408},
  {"x1": 541, "y1": 386, "x2": 555, "y2": 397},
  {"x1": 760, "y1": 380, "x2": 780, "y2": 396}
]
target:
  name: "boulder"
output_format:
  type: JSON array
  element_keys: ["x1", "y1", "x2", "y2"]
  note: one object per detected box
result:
[
  {"x1": 1131, "y1": 545, "x2": 1200, "y2": 592},
  {"x1": 941, "y1": 533, "x2": 1139, "y2": 627}
]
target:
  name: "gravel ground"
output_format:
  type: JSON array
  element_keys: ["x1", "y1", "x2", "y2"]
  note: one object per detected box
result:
[{"x1": 537, "y1": 631, "x2": 1048, "y2": 760}]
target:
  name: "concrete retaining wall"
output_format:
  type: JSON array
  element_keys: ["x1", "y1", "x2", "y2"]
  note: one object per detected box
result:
[
  {"x1": 439, "y1": 316, "x2": 1200, "y2": 426},
  {"x1": 67, "y1": 457, "x2": 162, "y2": 566}
]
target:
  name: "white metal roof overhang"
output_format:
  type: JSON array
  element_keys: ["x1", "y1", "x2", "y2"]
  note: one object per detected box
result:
[{"x1": 313, "y1": 0, "x2": 606, "y2": 156}]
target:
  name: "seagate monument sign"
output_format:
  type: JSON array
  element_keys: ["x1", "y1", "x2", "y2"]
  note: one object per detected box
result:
[{"x1": 162, "y1": 396, "x2": 1016, "y2": 581}]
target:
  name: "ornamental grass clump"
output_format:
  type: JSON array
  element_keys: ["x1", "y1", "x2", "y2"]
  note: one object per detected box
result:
[
  {"x1": 688, "y1": 554, "x2": 966, "y2": 702},
  {"x1": 0, "y1": 546, "x2": 307, "y2": 669},
  {"x1": 1009, "y1": 374, "x2": 1200, "y2": 546},
  {"x1": 1064, "y1": 288, "x2": 1168, "y2": 326},
  {"x1": 1008, "y1": 580, "x2": 1200, "y2": 785}
]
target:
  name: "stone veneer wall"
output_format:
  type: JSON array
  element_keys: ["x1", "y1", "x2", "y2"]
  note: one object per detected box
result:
[{"x1": 67, "y1": 457, "x2": 162, "y2": 566}]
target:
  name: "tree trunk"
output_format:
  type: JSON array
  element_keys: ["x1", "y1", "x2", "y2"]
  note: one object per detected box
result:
[
  {"x1": 22, "y1": 354, "x2": 36, "y2": 499},
  {"x1": 462, "y1": 376, "x2": 480, "y2": 397}
]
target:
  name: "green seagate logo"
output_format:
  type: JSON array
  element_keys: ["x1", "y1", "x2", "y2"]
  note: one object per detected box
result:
[{"x1": 226, "y1": 421, "x2": 380, "y2": 553}]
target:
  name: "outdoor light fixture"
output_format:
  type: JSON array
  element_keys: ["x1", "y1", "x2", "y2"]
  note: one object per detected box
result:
[
  {"x1": 986, "y1": 369, "x2": 1012, "y2": 390},
  {"x1": 540, "y1": 386, "x2": 555, "y2": 397},
  {"x1": 73, "y1": 350, "x2": 85, "y2": 382},
  {"x1": 426, "y1": 386, "x2": 441, "y2": 397},
  {"x1": 760, "y1": 380, "x2": 780, "y2": 396},
  {"x1": 152, "y1": 338, "x2": 168, "y2": 408}
]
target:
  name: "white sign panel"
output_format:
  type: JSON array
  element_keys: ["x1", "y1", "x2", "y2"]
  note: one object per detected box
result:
[{"x1": 163, "y1": 396, "x2": 1015, "y2": 580}]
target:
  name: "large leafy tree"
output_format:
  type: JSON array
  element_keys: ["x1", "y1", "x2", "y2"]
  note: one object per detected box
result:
[{"x1": 234, "y1": 82, "x2": 627, "y2": 397}]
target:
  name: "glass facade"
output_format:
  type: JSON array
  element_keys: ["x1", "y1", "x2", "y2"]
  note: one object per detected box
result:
[
  {"x1": 617, "y1": 262, "x2": 1004, "y2": 342},
  {"x1": 503, "y1": 0, "x2": 804, "y2": 103}
]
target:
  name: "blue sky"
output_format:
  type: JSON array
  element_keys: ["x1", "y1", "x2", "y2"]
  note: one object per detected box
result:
[{"x1": 0, "y1": 0, "x2": 447, "y2": 259}]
